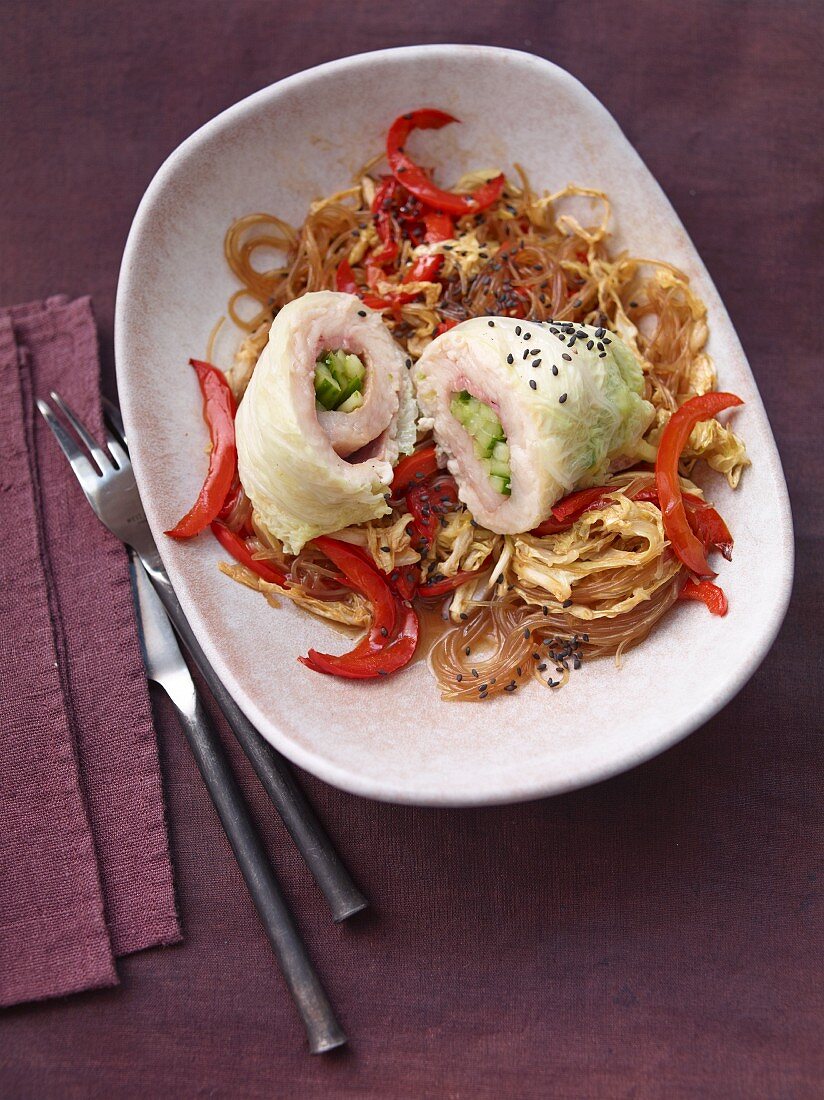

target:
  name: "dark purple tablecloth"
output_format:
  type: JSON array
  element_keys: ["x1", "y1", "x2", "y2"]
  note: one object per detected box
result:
[{"x1": 1, "y1": 1, "x2": 821, "y2": 1096}]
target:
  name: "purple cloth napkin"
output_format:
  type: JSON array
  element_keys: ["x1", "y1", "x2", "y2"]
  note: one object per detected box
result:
[{"x1": 0, "y1": 296, "x2": 180, "y2": 1007}]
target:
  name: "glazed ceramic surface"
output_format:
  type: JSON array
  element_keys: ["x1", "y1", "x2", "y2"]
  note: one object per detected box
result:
[{"x1": 116, "y1": 46, "x2": 793, "y2": 805}]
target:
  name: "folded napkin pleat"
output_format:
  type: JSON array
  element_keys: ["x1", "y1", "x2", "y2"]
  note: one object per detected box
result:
[{"x1": 0, "y1": 296, "x2": 180, "y2": 1008}]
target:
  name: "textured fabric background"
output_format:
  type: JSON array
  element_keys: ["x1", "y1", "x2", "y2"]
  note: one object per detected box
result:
[
  {"x1": 0, "y1": 1, "x2": 821, "y2": 1096},
  {"x1": 0, "y1": 297, "x2": 180, "y2": 1007}
]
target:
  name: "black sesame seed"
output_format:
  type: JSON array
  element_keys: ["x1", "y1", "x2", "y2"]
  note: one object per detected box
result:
[
  {"x1": 380, "y1": 626, "x2": 389, "y2": 637},
  {"x1": 603, "y1": 337, "x2": 612, "y2": 345},
  {"x1": 472, "y1": 669, "x2": 479, "y2": 678},
  {"x1": 456, "y1": 674, "x2": 463, "y2": 682},
  {"x1": 562, "y1": 353, "x2": 572, "y2": 361},
  {"x1": 414, "y1": 471, "x2": 425, "y2": 479},
  {"x1": 479, "y1": 683, "x2": 488, "y2": 692},
  {"x1": 583, "y1": 632, "x2": 590, "y2": 642},
  {"x1": 597, "y1": 341, "x2": 604, "y2": 351},
  {"x1": 533, "y1": 359, "x2": 542, "y2": 368},
  {"x1": 532, "y1": 651, "x2": 540, "y2": 660},
  {"x1": 380, "y1": 545, "x2": 390, "y2": 552},
  {"x1": 552, "y1": 364, "x2": 559, "y2": 376},
  {"x1": 488, "y1": 320, "x2": 495, "y2": 327},
  {"x1": 574, "y1": 656, "x2": 582, "y2": 670},
  {"x1": 567, "y1": 336, "x2": 576, "y2": 347},
  {"x1": 586, "y1": 339, "x2": 594, "y2": 350},
  {"x1": 523, "y1": 627, "x2": 531, "y2": 639},
  {"x1": 378, "y1": 669, "x2": 388, "y2": 676},
  {"x1": 538, "y1": 662, "x2": 547, "y2": 672},
  {"x1": 405, "y1": 358, "x2": 412, "y2": 368},
  {"x1": 598, "y1": 351, "x2": 607, "y2": 358},
  {"x1": 542, "y1": 606, "x2": 549, "y2": 615},
  {"x1": 460, "y1": 613, "x2": 468, "y2": 620},
  {"x1": 515, "y1": 325, "x2": 521, "y2": 335},
  {"x1": 562, "y1": 598, "x2": 573, "y2": 607},
  {"x1": 523, "y1": 349, "x2": 530, "y2": 360},
  {"x1": 465, "y1": 646, "x2": 471, "y2": 656},
  {"x1": 523, "y1": 332, "x2": 531, "y2": 340},
  {"x1": 595, "y1": 327, "x2": 605, "y2": 338},
  {"x1": 529, "y1": 379, "x2": 537, "y2": 390},
  {"x1": 357, "y1": 309, "x2": 367, "y2": 317},
  {"x1": 559, "y1": 393, "x2": 568, "y2": 403},
  {"x1": 506, "y1": 353, "x2": 514, "y2": 364}
]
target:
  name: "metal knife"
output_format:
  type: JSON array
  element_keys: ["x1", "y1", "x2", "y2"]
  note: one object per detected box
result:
[{"x1": 131, "y1": 554, "x2": 346, "y2": 1053}]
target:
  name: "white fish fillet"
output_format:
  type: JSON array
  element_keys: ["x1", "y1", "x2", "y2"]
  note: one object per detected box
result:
[
  {"x1": 412, "y1": 316, "x2": 654, "y2": 534},
  {"x1": 236, "y1": 291, "x2": 415, "y2": 554}
]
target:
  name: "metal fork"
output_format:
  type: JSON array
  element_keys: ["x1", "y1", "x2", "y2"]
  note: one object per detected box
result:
[{"x1": 36, "y1": 391, "x2": 366, "y2": 923}]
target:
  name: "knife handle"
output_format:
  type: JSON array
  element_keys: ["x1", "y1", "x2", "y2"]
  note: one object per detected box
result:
[
  {"x1": 139, "y1": 550, "x2": 367, "y2": 923},
  {"x1": 163, "y1": 675, "x2": 346, "y2": 1053}
]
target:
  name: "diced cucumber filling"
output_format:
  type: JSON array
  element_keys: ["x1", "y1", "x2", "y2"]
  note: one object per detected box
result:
[
  {"x1": 314, "y1": 349, "x2": 366, "y2": 411},
  {"x1": 450, "y1": 390, "x2": 511, "y2": 495}
]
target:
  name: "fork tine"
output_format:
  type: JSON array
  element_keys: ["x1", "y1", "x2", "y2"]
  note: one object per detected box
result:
[
  {"x1": 36, "y1": 398, "x2": 101, "y2": 494},
  {"x1": 101, "y1": 420, "x2": 129, "y2": 470},
  {"x1": 48, "y1": 391, "x2": 112, "y2": 473},
  {"x1": 102, "y1": 396, "x2": 127, "y2": 446}
]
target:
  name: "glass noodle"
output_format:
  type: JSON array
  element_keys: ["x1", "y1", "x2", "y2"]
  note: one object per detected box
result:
[{"x1": 210, "y1": 150, "x2": 743, "y2": 699}]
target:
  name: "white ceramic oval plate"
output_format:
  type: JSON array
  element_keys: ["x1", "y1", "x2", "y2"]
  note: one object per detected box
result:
[{"x1": 116, "y1": 46, "x2": 793, "y2": 806}]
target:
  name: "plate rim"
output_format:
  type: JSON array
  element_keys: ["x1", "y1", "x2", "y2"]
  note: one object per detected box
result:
[{"x1": 115, "y1": 44, "x2": 795, "y2": 806}]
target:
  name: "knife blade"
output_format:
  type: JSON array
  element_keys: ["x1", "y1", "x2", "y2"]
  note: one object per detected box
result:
[
  {"x1": 131, "y1": 550, "x2": 196, "y2": 711},
  {"x1": 129, "y1": 553, "x2": 346, "y2": 1052}
]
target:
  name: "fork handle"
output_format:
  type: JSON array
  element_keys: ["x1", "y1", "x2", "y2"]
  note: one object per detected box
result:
[
  {"x1": 138, "y1": 549, "x2": 367, "y2": 923},
  {"x1": 165, "y1": 683, "x2": 346, "y2": 1052}
]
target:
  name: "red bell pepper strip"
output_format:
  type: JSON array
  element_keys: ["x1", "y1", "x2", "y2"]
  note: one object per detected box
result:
[
  {"x1": 530, "y1": 486, "x2": 614, "y2": 536},
  {"x1": 312, "y1": 537, "x2": 396, "y2": 639},
  {"x1": 655, "y1": 392, "x2": 743, "y2": 578},
  {"x1": 166, "y1": 359, "x2": 237, "y2": 539},
  {"x1": 298, "y1": 537, "x2": 419, "y2": 679},
  {"x1": 434, "y1": 319, "x2": 459, "y2": 337},
  {"x1": 210, "y1": 521, "x2": 288, "y2": 586},
  {"x1": 387, "y1": 110, "x2": 506, "y2": 215},
  {"x1": 679, "y1": 579, "x2": 728, "y2": 616},
  {"x1": 371, "y1": 176, "x2": 400, "y2": 246},
  {"x1": 631, "y1": 487, "x2": 733, "y2": 561},
  {"x1": 403, "y1": 253, "x2": 443, "y2": 284},
  {"x1": 390, "y1": 443, "x2": 440, "y2": 495},
  {"x1": 388, "y1": 565, "x2": 420, "y2": 602},
  {"x1": 423, "y1": 211, "x2": 455, "y2": 243},
  {"x1": 418, "y1": 555, "x2": 492, "y2": 598},
  {"x1": 335, "y1": 257, "x2": 358, "y2": 294},
  {"x1": 551, "y1": 486, "x2": 613, "y2": 522},
  {"x1": 299, "y1": 599, "x2": 419, "y2": 680}
]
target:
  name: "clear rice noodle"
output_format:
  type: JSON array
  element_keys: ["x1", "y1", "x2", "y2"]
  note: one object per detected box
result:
[{"x1": 209, "y1": 152, "x2": 748, "y2": 699}]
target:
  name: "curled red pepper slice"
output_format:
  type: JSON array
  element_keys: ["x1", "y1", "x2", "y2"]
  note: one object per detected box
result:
[
  {"x1": 298, "y1": 537, "x2": 418, "y2": 679},
  {"x1": 390, "y1": 443, "x2": 440, "y2": 495},
  {"x1": 335, "y1": 258, "x2": 359, "y2": 295},
  {"x1": 166, "y1": 359, "x2": 237, "y2": 538},
  {"x1": 312, "y1": 537, "x2": 396, "y2": 639},
  {"x1": 300, "y1": 600, "x2": 419, "y2": 680},
  {"x1": 387, "y1": 109, "x2": 505, "y2": 215},
  {"x1": 530, "y1": 486, "x2": 614, "y2": 536},
  {"x1": 211, "y1": 521, "x2": 288, "y2": 587},
  {"x1": 632, "y1": 487, "x2": 733, "y2": 561},
  {"x1": 423, "y1": 211, "x2": 455, "y2": 243},
  {"x1": 679, "y1": 579, "x2": 728, "y2": 616},
  {"x1": 403, "y1": 253, "x2": 443, "y2": 284},
  {"x1": 655, "y1": 393, "x2": 743, "y2": 578},
  {"x1": 434, "y1": 319, "x2": 459, "y2": 337}
]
